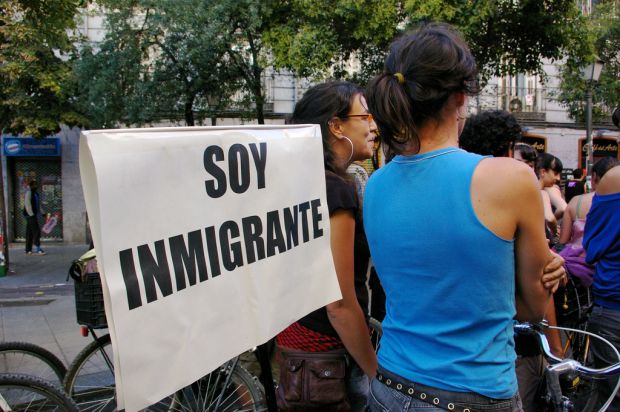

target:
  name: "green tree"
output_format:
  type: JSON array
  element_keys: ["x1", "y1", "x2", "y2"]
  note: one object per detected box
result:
[
  {"x1": 402, "y1": 0, "x2": 589, "y2": 80},
  {"x1": 266, "y1": 0, "x2": 589, "y2": 86},
  {"x1": 264, "y1": 0, "x2": 402, "y2": 84},
  {"x1": 0, "y1": 0, "x2": 85, "y2": 137},
  {"x1": 557, "y1": 0, "x2": 620, "y2": 122},
  {"x1": 73, "y1": 0, "x2": 246, "y2": 128}
]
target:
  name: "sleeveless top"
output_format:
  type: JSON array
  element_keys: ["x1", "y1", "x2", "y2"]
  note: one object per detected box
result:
[
  {"x1": 364, "y1": 148, "x2": 517, "y2": 399},
  {"x1": 560, "y1": 196, "x2": 594, "y2": 287},
  {"x1": 277, "y1": 171, "x2": 370, "y2": 351}
]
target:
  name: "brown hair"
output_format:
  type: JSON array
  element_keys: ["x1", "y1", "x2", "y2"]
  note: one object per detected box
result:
[
  {"x1": 367, "y1": 23, "x2": 479, "y2": 155},
  {"x1": 287, "y1": 81, "x2": 364, "y2": 174}
]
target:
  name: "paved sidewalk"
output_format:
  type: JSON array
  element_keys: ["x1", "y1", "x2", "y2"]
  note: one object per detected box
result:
[{"x1": 0, "y1": 242, "x2": 98, "y2": 367}]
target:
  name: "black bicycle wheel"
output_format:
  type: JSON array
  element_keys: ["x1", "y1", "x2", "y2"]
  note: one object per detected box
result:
[
  {"x1": 0, "y1": 341, "x2": 66, "y2": 385},
  {"x1": 64, "y1": 334, "x2": 175, "y2": 411},
  {"x1": 63, "y1": 334, "x2": 115, "y2": 412},
  {"x1": 169, "y1": 361, "x2": 267, "y2": 412},
  {"x1": 0, "y1": 373, "x2": 79, "y2": 412}
]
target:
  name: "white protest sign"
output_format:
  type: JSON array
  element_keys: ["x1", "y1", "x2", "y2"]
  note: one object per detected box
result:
[{"x1": 79, "y1": 125, "x2": 342, "y2": 411}]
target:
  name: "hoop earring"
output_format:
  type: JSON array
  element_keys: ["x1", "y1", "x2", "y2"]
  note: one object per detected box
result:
[{"x1": 343, "y1": 136, "x2": 354, "y2": 164}]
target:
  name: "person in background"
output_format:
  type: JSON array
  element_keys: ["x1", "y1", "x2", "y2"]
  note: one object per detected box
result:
[
  {"x1": 276, "y1": 81, "x2": 377, "y2": 411},
  {"x1": 536, "y1": 153, "x2": 565, "y2": 244},
  {"x1": 565, "y1": 168, "x2": 586, "y2": 203},
  {"x1": 23, "y1": 180, "x2": 46, "y2": 256},
  {"x1": 583, "y1": 163, "x2": 620, "y2": 411},
  {"x1": 513, "y1": 143, "x2": 538, "y2": 169},
  {"x1": 459, "y1": 110, "x2": 521, "y2": 157},
  {"x1": 559, "y1": 158, "x2": 619, "y2": 288},
  {"x1": 364, "y1": 23, "x2": 560, "y2": 411},
  {"x1": 346, "y1": 119, "x2": 387, "y2": 323}
]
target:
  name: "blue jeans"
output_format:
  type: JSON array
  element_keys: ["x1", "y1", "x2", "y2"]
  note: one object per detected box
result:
[
  {"x1": 368, "y1": 367, "x2": 523, "y2": 411},
  {"x1": 587, "y1": 305, "x2": 620, "y2": 412}
]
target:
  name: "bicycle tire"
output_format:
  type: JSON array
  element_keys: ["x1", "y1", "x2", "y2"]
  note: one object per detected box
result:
[
  {"x1": 65, "y1": 334, "x2": 266, "y2": 411},
  {"x1": 0, "y1": 372, "x2": 79, "y2": 412},
  {"x1": 0, "y1": 341, "x2": 67, "y2": 385},
  {"x1": 170, "y1": 361, "x2": 267, "y2": 412},
  {"x1": 63, "y1": 334, "x2": 117, "y2": 411}
]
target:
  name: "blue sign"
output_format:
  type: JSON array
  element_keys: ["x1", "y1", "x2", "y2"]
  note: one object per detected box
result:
[{"x1": 2, "y1": 137, "x2": 61, "y2": 157}]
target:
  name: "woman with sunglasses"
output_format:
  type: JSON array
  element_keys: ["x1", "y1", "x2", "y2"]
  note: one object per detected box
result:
[
  {"x1": 275, "y1": 81, "x2": 377, "y2": 411},
  {"x1": 364, "y1": 24, "x2": 557, "y2": 411}
]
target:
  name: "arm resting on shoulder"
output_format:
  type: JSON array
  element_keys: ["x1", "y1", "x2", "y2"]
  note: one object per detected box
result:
[{"x1": 325, "y1": 210, "x2": 377, "y2": 378}]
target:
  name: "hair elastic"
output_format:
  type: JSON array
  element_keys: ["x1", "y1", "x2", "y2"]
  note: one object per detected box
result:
[{"x1": 393, "y1": 72, "x2": 406, "y2": 84}]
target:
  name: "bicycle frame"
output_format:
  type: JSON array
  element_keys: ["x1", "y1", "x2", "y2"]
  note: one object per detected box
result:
[{"x1": 515, "y1": 322, "x2": 620, "y2": 412}]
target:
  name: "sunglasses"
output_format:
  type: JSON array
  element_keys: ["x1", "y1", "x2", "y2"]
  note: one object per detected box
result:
[{"x1": 342, "y1": 113, "x2": 374, "y2": 123}]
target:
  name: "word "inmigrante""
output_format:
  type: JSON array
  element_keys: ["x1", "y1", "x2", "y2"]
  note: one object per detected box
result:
[{"x1": 118, "y1": 199, "x2": 324, "y2": 310}]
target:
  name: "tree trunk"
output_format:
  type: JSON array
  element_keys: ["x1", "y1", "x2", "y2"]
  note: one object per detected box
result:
[
  {"x1": 184, "y1": 96, "x2": 195, "y2": 126},
  {"x1": 247, "y1": 34, "x2": 265, "y2": 125}
]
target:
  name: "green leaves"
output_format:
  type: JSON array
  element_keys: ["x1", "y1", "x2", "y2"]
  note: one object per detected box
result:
[
  {"x1": 0, "y1": 0, "x2": 84, "y2": 137},
  {"x1": 557, "y1": 0, "x2": 620, "y2": 122}
]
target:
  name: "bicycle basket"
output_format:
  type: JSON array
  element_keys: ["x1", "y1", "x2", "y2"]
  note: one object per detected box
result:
[{"x1": 71, "y1": 249, "x2": 107, "y2": 329}]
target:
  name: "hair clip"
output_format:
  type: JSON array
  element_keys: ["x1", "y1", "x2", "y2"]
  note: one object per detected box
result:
[{"x1": 393, "y1": 72, "x2": 406, "y2": 84}]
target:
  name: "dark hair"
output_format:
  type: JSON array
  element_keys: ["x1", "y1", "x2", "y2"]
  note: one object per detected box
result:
[
  {"x1": 514, "y1": 143, "x2": 538, "y2": 164},
  {"x1": 572, "y1": 168, "x2": 583, "y2": 179},
  {"x1": 287, "y1": 81, "x2": 364, "y2": 173},
  {"x1": 459, "y1": 110, "x2": 521, "y2": 157},
  {"x1": 593, "y1": 157, "x2": 620, "y2": 179},
  {"x1": 536, "y1": 153, "x2": 563, "y2": 174},
  {"x1": 366, "y1": 23, "x2": 479, "y2": 155}
]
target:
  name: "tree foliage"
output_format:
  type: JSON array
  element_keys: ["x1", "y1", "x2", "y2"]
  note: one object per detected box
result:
[
  {"x1": 264, "y1": 0, "x2": 402, "y2": 84},
  {"x1": 266, "y1": 0, "x2": 589, "y2": 86},
  {"x1": 73, "y1": 0, "x2": 250, "y2": 128},
  {"x1": 402, "y1": 0, "x2": 589, "y2": 80},
  {"x1": 74, "y1": 0, "x2": 293, "y2": 127},
  {"x1": 557, "y1": 0, "x2": 620, "y2": 122},
  {"x1": 0, "y1": 0, "x2": 85, "y2": 137}
]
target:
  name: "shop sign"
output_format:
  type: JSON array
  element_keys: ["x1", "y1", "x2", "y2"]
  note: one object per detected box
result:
[
  {"x1": 579, "y1": 137, "x2": 619, "y2": 169},
  {"x1": 521, "y1": 135, "x2": 547, "y2": 154},
  {"x1": 2, "y1": 137, "x2": 61, "y2": 157}
]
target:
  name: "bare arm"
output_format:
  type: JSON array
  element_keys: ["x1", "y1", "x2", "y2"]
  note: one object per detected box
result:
[
  {"x1": 514, "y1": 168, "x2": 553, "y2": 322},
  {"x1": 325, "y1": 210, "x2": 377, "y2": 377},
  {"x1": 559, "y1": 197, "x2": 577, "y2": 245},
  {"x1": 541, "y1": 190, "x2": 557, "y2": 239},
  {"x1": 545, "y1": 185, "x2": 567, "y2": 220},
  {"x1": 596, "y1": 165, "x2": 620, "y2": 195}
]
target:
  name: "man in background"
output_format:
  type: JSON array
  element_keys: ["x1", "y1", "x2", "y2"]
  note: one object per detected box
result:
[
  {"x1": 565, "y1": 168, "x2": 586, "y2": 203},
  {"x1": 24, "y1": 180, "x2": 46, "y2": 256}
]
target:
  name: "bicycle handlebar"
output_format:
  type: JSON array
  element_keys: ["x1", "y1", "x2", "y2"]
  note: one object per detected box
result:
[{"x1": 514, "y1": 322, "x2": 620, "y2": 378}]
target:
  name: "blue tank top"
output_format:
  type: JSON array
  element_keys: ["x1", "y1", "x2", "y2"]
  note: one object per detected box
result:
[{"x1": 364, "y1": 148, "x2": 517, "y2": 399}]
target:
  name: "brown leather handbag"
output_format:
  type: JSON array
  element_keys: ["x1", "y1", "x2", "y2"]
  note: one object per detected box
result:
[{"x1": 276, "y1": 347, "x2": 351, "y2": 411}]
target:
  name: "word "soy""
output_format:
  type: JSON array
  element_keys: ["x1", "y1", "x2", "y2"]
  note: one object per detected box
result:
[{"x1": 204, "y1": 142, "x2": 267, "y2": 198}]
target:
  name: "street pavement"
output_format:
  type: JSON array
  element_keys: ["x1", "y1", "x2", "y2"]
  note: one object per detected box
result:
[{"x1": 0, "y1": 242, "x2": 99, "y2": 368}]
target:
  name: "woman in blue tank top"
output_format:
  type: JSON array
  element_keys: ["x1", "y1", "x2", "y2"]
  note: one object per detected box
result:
[{"x1": 363, "y1": 23, "x2": 558, "y2": 412}]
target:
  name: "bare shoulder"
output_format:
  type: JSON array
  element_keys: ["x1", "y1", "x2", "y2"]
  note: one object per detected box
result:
[
  {"x1": 475, "y1": 157, "x2": 539, "y2": 196},
  {"x1": 596, "y1": 165, "x2": 620, "y2": 195}
]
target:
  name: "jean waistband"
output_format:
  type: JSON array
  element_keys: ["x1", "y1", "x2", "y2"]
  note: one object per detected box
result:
[{"x1": 376, "y1": 366, "x2": 513, "y2": 412}]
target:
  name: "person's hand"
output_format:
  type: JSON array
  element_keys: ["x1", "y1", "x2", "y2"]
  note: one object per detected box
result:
[{"x1": 542, "y1": 251, "x2": 566, "y2": 292}]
